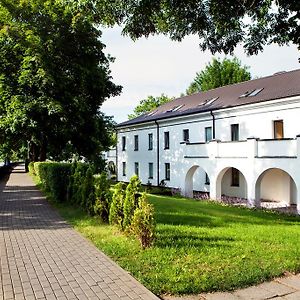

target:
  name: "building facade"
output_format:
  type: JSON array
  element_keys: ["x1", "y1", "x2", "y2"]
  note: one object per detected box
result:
[{"x1": 116, "y1": 70, "x2": 300, "y2": 212}]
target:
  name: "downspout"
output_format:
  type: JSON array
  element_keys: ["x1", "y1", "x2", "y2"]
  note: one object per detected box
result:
[
  {"x1": 210, "y1": 110, "x2": 216, "y2": 139},
  {"x1": 155, "y1": 120, "x2": 160, "y2": 186}
]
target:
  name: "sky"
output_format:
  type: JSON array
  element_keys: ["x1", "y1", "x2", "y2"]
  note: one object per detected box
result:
[{"x1": 100, "y1": 26, "x2": 300, "y2": 123}]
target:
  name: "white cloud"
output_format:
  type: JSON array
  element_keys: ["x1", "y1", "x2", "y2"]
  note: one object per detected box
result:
[{"x1": 101, "y1": 26, "x2": 300, "y2": 123}]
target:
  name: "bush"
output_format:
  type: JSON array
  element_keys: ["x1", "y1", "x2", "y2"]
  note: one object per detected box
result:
[
  {"x1": 109, "y1": 182, "x2": 126, "y2": 229},
  {"x1": 131, "y1": 193, "x2": 155, "y2": 249},
  {"x1": 28, "y1": 162, "x2": 35, "y2": 176},
  {"x1": 123, "y1": 175, "x2": 141, "y2": 230},
  {"x1": 80, "y1": 166, "x2": 96, "y2": 214},
  {"x1": 34, "y1": 162, "x2": 73, "y2": 202},
  {"x1": 94, "y1": 172, "x2": 112, "y2": 222},
  {"x1": 69, "y1": 162, "x2": 89, "y2": 205}
]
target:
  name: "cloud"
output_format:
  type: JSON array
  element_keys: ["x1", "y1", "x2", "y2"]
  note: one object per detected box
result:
[{"x1": 101, "y1": 27, "x2": 300, "y2": 123}]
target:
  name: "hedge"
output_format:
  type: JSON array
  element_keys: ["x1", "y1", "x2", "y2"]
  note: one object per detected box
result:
[{"x1": 30, "y1": 162, "x2": 73, "y2": 202}]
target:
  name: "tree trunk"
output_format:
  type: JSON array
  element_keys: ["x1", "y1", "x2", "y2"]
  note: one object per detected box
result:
[{"x1": 39, "y1": 135, "x2": 47, "y2": 161}]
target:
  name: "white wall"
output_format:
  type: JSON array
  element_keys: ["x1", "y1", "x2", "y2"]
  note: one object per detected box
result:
[
  {"x1": 117, "y1": 96, "x2": 300, "y2": 209},
  {"x1": 117, "y1": 124, "x2": 157, "y2": 185},
  {"x1": 221, "y1": 168, "x2": 247, "y2": 198},
  {"x1": 260, "y1": 169, "x2": 292, "y2": 203}
]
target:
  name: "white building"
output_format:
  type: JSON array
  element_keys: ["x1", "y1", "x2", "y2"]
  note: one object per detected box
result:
[
  {"x1": 116, "y1": 69, "x2": 300, "y2": 211},
  {"x1": 102, "y1": 148, "x2": 117, "y2": 178}
]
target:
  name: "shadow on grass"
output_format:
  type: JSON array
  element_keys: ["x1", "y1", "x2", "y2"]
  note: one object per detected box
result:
[
  {"x1": 150, "y1": 196, "x2": 300, "y2": 229},
  {"x1": 155, "y1": 227, "x2": 235, "y2": 249}
]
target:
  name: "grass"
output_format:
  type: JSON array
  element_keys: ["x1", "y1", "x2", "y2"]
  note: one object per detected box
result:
[{"x1": 53, "y1": 194, "x2": 300, "y2": 296}]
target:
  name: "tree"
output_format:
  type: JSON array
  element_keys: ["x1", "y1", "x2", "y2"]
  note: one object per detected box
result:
[
  {"x1": 128, "y1": 94, "x2": 173, "y2": 119},
  {"x1": 90, "y1": 1, "x2": 300, "y2": 57},
  {"x1": 0, "y1": 0, "x2": 121, "y2": 162},
  {"x1": 186, "y1": 57, "x2": 251, "y2": 95}
]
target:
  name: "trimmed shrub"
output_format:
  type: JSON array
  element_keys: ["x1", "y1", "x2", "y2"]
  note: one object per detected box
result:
[
  {"x1": 109, "y1": 182, "x2": 126, "y2": 229},
  {"x1": 28, "y1": 162, "x2": 35, "y2": 176},
  {"x1": 131, "y1": 193, "x2": 155, "y2": 249},
  {"x1": 69, "y1": 163, "x2": 89, "y2": 205},
  {"x1": 80, "y1": 166, "x2": 96, "y2": 214},
  {"x1": 34, "y1": 162, "x2": 72, "y2": 202},
  {"x1": 66, "y1": 162, "x2": 77, "y2": 202},
  {"x1": 123, "y1": 175, "x2": 141, "y2": 230},
  {"x1": 94, "y1": 172, "x2": 112, "y2": 222}
]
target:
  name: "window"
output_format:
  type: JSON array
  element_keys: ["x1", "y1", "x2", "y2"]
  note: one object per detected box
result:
[
  {"x1": 231, "y1": 124, "x2": 239, "y2": 141},
  {"x1": 248, "y1": 88, "x2": 263, "y2": 97},
  {"x1": 198, "y1": 97, "x2": 219, "y2": 106},
  {"x1": 183, "y1": 129, "x2": 189, "y2": 142},
  {"x1": 239, "y1": 88, "x2": 264, "y2": 98},
  {"x1": 231, "y1": 168, "x2": 239, "y2": 187},
  {"x1": 148, "y1": 133, "x2": 153, "y2": 150},
  {"x1": 205, "y1": 173, "x2": 210, "y2": 185},
  {"x1": 122, "y1": 136, "x2": 126, "y2": 151},
  {"x1": 148, "y1": 163, "x2": 153, "y2": 179},
  {"x1": 166, "y1": 104, "x2": 184, "y2": 113},
  {"x1": 205, "y1": 127, "x2": 212, "y2": 142},
  {"x1": 134, "y1": 135, "x2": 139, "y2": 151},
  {"x1": 134, "y1": 162, "x2": 139, "y2": 176},
  {"x1": 274, "y1": 120, "x2": 284, "y2": 139},
  {"x1": 164, "y1": 132, "x2": 170, "y2": 149},
  {"x1": 122, "y1": 162, "x2": 126, "y2": 176},
  {"x1": 165, "y1": 163, "x2": 170, "y2": 181}
]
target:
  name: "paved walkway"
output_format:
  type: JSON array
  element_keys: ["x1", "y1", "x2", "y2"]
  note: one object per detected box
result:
[{"x1": 0, "y1": 165, "x2": 159, "y2": 300}]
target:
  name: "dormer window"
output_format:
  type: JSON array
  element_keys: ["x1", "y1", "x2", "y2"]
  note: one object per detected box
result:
[
  {"x1": 166, "y1": 104, "x2": 184, "y2": 113},
  {"x1": 198, "y1": 97, "x2": 218, "y2": 106},
  {"x1": 248, "y1": 88, "x2": 264, "y2": 97},
  {"x1": 147, "y1": 110, "x2": 157, "y2": 116},
  {"x1": 239, "y1": 88, "x2": 263, "y2": 98}
]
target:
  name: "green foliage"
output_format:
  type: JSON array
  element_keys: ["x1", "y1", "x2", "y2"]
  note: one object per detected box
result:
[
  {"x1": 92, "y1": 1, "x2": 300, "y2": 56},
  {"x1": 68, "y1": 163, "x2": 89, "y2": 205},
  {"x1": 94, "y1": 172, "x2": 112, "y2": 222},
  {"x1": 128, "y1": 94, "x2": 173, "y2": 119},
  {"x1": 131, "y1": 193, "x2": 155, "y2": 249},
  {"x1": 34, "y1": 162, "x2": 73, "y2": 202},
  {"x1": 0, "y1": 0, "x2": 121, "y2": 162},
  {"x1": 80, "y1": 167, "x2": 96, "y2": 214},
  {"x1": 56, "y1": 193, "x2": 300, "y2": 295},
  {"x1": 109, "y1": 182, "x2": 126, "y2": 228},
  {"x1": 123, "y1": 175, "x2": 141, "y2": 230},
  {"x1": 28, "y1": 162, "x2": 35, "y2": 176},
  {"x1": 186, "y1": 57, "x2": 251, "y2": 95}
]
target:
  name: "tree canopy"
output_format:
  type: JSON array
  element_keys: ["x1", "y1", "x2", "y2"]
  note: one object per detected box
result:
[
  {"x1": 128, "y1": 94, "x2": 173, "y2": 119},
  {"x1": 91, "y1": 0, "x2": 300, "y2": 57},
  {"x1": 186, "y1": 57, "x2": 251, "y2": 95},
  {"x1": 0, "y1": 0, "x2": 121, "y2": 162}
]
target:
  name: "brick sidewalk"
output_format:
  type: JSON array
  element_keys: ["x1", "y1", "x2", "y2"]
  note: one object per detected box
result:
[{"x1": 0, "y1": 165, "x2": 159, "y2": 300}]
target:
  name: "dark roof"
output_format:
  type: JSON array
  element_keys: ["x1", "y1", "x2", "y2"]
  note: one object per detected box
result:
[{"x1": 118, "y1": 69, "x2": 300, "y2": 127}]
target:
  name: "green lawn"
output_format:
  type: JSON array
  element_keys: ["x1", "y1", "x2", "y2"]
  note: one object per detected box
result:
[{"x1": 55, "y1": 194, "x2": 300, "y2": 296}]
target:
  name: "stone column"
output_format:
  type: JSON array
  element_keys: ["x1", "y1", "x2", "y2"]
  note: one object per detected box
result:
[{"x1": 246, "y1": 137, "x2": 260, "y2": 207}]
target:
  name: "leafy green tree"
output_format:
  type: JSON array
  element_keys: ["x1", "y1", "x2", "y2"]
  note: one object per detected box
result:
[
  {"x1": 131, "y1": 192, "x2": 155, "y2": 249},
  {"x1": 128, "y1": 94, "x2": 173, "y2": 119},
  {"x1": 186, "y1": 58, "x2": 251, "y2": 95},
  {"x1": 91, "y1": 0, "x2": 300, "y2": 56},
  {"x1": 123, "y1": 175, "x2": 141, "y2": 229},
  {"x1": 0, "y1": 0, "x2": 121, "y2": 162},
  {"x1": 109, "y1": 182, "x2": 126, "y2": 229},
  {"x1": 94, "y1": 172, "x2": 112, "y2": 222}
]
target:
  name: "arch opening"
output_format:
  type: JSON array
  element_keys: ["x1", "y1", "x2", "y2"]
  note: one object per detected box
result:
[
  {"x1": 107, "y1": 161, "x2": 116, "y2": 178},
  {"x1": 216, "y1": 167, "x2": 248, "y2": 204},
  {"x1": 184, "y1": 165, "x2": 210, "y2": 199},
  {"x1": 255, "y1": 168, "x2": 297, "y2": 208}
]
